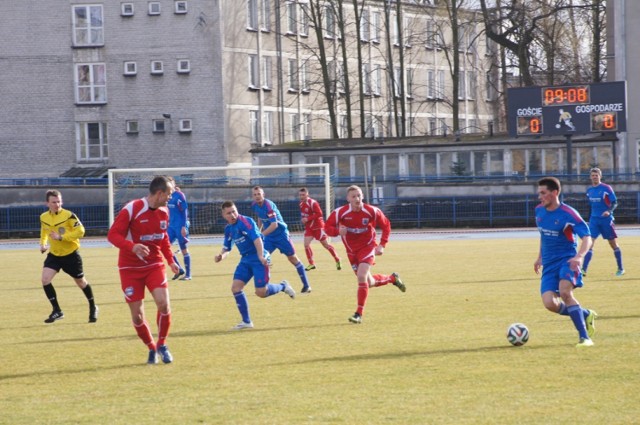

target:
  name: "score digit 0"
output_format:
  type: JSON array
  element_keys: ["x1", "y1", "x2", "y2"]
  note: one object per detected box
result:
[
  {"x1": 517, "y1": 115, "x2": 543, "y2": 135},
  {"x1": 590, "y1": 112, "x2": 617, "y2": 132}
]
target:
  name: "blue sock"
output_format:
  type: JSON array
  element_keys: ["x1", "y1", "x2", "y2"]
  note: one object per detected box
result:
[
  {"x1": 614, "y1": 248, "x2": 623, "y2": 270},
  {"x1": 265, "y1": 283, "x2": 284, "y2": 297},
  {"x1": 172, "y1": 254, "x2": 183, "y2": 272},
  {"x1": 557, "y1": 302, "x2": 568, "y2": 315},
  {"x1": 295, "y1": 262, "x2": 310, "y2": 289},
  {"x1": 184, "y1": 253, "x2": 191, "y2": 276},
  {"x1": 583, "y1": 250, "x2": 593, "y2": 271},
  {"x1": 567, "y1": 305, "x2": 588, "y2": 339},
  {"x1": 233, "y1": 291, "x2": 251, "y2": 323}
]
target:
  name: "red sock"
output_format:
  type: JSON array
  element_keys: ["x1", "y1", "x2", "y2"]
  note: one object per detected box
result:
[
  {"x1": 134, "y1": 321, "x2": 155, "y2": 350},
  {"x1": 305, "y1": 246, "x2": 314, "y2": 265},
  {"x1": 356, "y1": 282, "x2": 368, "y2": 315},
  {"x1": 157, "y1": 311, "x2": 172, "y2": 347},
  {"x1": 372, "y1": 274, "x2": 392, "y2": 287},
  {"x1": 326, "y1": 244, "x2": 340, "y2": 262}
]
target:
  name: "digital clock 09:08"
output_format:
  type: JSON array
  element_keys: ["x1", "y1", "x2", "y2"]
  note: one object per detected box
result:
[{"x1": 542, "y1": 85, "x2": 590, "y2": 107}]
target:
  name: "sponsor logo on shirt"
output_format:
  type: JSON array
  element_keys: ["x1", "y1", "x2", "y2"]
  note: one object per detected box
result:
[{"x1": 140, "y1": 233, "x2": 165, "y2": 241}]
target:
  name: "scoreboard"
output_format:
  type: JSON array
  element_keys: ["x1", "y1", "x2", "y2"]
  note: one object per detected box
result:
[{"x1": 507, "y1": 81, "x2": 627, "y2": 137}]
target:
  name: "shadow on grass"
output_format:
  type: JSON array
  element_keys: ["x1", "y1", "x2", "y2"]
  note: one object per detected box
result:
[{"x1": 0, "y1": 362, "x2": 161, "y2": 382}]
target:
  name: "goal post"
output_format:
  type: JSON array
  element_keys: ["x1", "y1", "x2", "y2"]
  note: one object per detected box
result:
[{"x1": 108, "y1": 164, "x2": 333, "y2": 235}]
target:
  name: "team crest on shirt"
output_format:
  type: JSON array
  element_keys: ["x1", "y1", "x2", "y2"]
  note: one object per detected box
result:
[
  {"x1": 160, "y1": 220, "x2": 167, "y2": 230},
  {"x1": 58, "y1": 227, "x2": 66, "y2": 235},
  {"x1": 362, "y1": 218, "x2": 369, "y2": 225}
]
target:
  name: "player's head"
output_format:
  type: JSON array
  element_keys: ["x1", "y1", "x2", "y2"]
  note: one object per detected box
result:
[
  {"x1": 45, "y1": 189, "x2": 63, "y2": 212},
  {"x1": 221, "y1": 201, "x2": 238, "y2": 224},
  {"x1": 537, "y1": 177, "x2": 561, "y2": 207},
  {"x1": 148, "y1": 175, "x2": 174, "y2": 208},
  {"x1": 252, "y1": 186, "x2": 265, "y2": 203},
  {"x1": 346, "y1": 185, "x2": 364, "y2": 209},
  {"x1": 590, "y1": 167, "x2": 602, "y2": 185},
  {"x1": 298, "y1": 187, "x2": 309, "y2": 202},
  {"x1": 167, "y1": 176, "x2": 180, "y2": 191}
]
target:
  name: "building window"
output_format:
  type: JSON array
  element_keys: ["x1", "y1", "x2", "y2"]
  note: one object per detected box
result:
[
  {"x1": 72, "y1": 5, "x2": 104, "y2": 47},
  {"x1": 288, "y1": 59, "x2": 299, "y2": 92},
  {"x1": 121, "y1": 3, "x2": 134, "y2": 16},
  {"x1": 426, "y1": 20, "x2": 435, "y2": 49},
  {"x1": 427, "y1": 69, "x2": 435, "y2": 99},
  {"x1": 261, "y1": 0, "x2": 271, "y2": 31},
  {"x1": 360, "y1": 9, "x2": 370, "y2": 42},
  {"x1": 126, "y1": 120, "x2": 139, "y2": 134},
  {"x1": 250, "y1": 110, "x2": 259, "y2": 143},
  {"x1": 436, "y1": 70, "x2": 445, "y2": 100},
  {"x1": 323, "y1": 6, "x2": 335, "y2": 39},
  {"x1": 290, "y1": 114, "x2": 300, "y2": 141},
  {"x1": 148, "y1": 2, "x2": 161, "y2": 15},
  {"x1": 75, "y1": 63, "x2": 107, "y2": 104},
  {"x1": 486, "y1": 72, "x2": 495, "y2": 101},
  {"x1": 286, "y1": 2, "x2": 297, "y2": 34},
  {"x1": 371, "y1": 10, "x2": 380, "y2": 43},
  {"x1": 76, "y1": 122, "x2": 108, "y2": 161},
  {"x1": 123, "y1": 61, "x2": 137, "y2": 76},
  {"x1": 153, "y1": 119, "x2": 166, "y2": 133},
  {"x1": 179, "y1": 119, "x2": 192, "y2": 132},
  {"x1": 299, "y1": 4, "x2": 308, "y2": 36},
  {"x1": 247, "y1": 0, "x2": 258, "y2": 30},
  {"x1": 372, "y1": 64, "x2": 381, "y2": 96},
  {"x1": 262, "y1": 56, "x2": 272, "y2": 90},
  {"x1": 458, "y1": 71, "x2": 466, "y2": 100},
  {"x1": 151, "y1": 60, "x2": 164, "y2": 75},
  {"x1": 175, "y1": 1, "x2": 188, "y2": 14},
  {"x1": 177, "y1": 59, "x2": 191, "y2": 74},
  {"x1": 262, "y1": 112, "x2": 273, "y2": 145},
  {"x1": 249, "y1": 54, "x2": 259, "y2": 89},
  {"x1": 468, "y1": 71, "x2": 476, "y2": 100}
]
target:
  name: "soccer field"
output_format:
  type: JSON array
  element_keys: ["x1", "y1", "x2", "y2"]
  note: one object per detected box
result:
[{"x1": 2, "y1": 232, "x2": 639, "y2": 424}]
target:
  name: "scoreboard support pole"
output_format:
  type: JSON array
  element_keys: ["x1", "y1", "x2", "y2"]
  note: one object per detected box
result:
[{"x1": 565, "y1": 134, "x2": 573, "y2": 175}]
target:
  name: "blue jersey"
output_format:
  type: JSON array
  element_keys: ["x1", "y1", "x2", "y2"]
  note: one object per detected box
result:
[
  {"x1": 223, "y1": 214, "x2": 267, "y2": 258},
  {"x1": 536, "y1": 203, "x2": 590, "y2": 268},
  {"x1": 250, "y1": 198, "x2": 288, "y2": 238},
  {"x1": 168, "y1": 190, "x2": 189, "y2": 229},
  {"x1": 586, "y1": 183, "x2": 617, "y2": 221}
]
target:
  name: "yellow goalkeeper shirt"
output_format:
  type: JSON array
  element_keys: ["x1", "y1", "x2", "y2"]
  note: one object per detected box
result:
[{"x1": 40, "y1": 208, "x2": 85, "y2": 257}]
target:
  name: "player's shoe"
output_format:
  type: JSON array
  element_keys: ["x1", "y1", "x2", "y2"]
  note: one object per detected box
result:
[
  {"x1": 89, "y1": 305, "x2": 99, "y2": 323},
  {"x1": 172, "y1": 269, "x2": 185, "y2": 280},
  {"x1": 585, "y1": 309, "x2": 598, "y2": 338},
  {"x1": 44, "y1": 310, "x2": 64, "y2": 324},
  {"x1": 336, "y1": 260, "x2": 342, "y2": 271},
  {"x1": 179, "y1": 276, "x2": 192, "y2": 281},
  {"x1": 157, "y1": 344, "x2": 173, "y2": 364},
  {"x1": 348, "y1": 312, "x2": 362, "y2": 324},
  {"x1": 282, "y1": 280, "x2": 296, "y2": 299},
  {"x1": 147, "y1": 349, "x2": 159, "y2": 364},
  {"x1": 616, "y1": 269, "x2": 625, "y2": 276},
  {"x1": 232, "y1": 321, "x2": 254, "y2": 330},
  {"x1": 392, "y1": 272, "x2": 406, "y2": 292},
  {"x1": 576, "y1": 338, "x2": 594, "y2": 348},
  {"x1": 305, "y1": 264, "x2": 316, "y2": 271},
  {"x1": 301, "y1": 286, "x2": 312, "y2": 294},
  {"x1": 581, "y1": 270, "x2": 587, "y2": 277}
]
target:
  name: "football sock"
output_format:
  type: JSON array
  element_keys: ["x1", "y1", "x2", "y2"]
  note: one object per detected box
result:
[
  {"x1": 295, "y1": 262, "x2": 310, "y2": 288},
  {"x1": 614, "y1": 248, "x2": 623, "y2": 270},
  {"x1": 567, "y1": 305, "x2": 589, "y2": 339},
  {"x1": 265, "y1": 283, "x2": 284, "y2": 297},
  {"x1": 156, "y1": 311, "x2": 171, "y2": 346},
  {"x1": 582, "y1": 250, "x2": 593, "y2": 271},
  {"x1": 557, "y1": 302, "x2": 568, "y2": 315},
  {"x1": 82, "y1": 284, "x2": 96, "y2": 308},
  {"x1": 43, "y1": 283, "x2": 61, "y2": 311},
  {"x1": 172, "y1": 254, "x2": 183, "y2": 272},
  {"x1": 233, "y1": 291, "x2": 251, "y2": 323},
  {"x1": 326, "y1": 244, "x2": 340, "y2": 262},
  {"x1": 134, "y1": 320, "x2": 156, "y2": 350},
  {"x1": 356, "y1": 282, "x2": 369, "y2": 315},
  {"x1": 183, "y1": 253, "x2": 191, "y2": 276},
  {"x1": 305, "y1": 246, "x2": 314, "y2": 265},
  {"x1": 371, "y1": 274, "x2": 392, "y2": 287}
]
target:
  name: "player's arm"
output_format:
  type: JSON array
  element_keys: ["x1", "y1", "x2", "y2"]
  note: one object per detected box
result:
[
  {"x1": 261, "y1": 219, "x2": 279, "y2": 237},
  {"x1": 534, "y1": 241, "x2": 542, "y2": 274},
  {"x1": 215, "y1": 247, "x2": 230, "y2": 263},
  {"x1": 107, "y1": 210, "x2": 136, "y2": 252},
  {"x1": 324, "y1": 210, "x2": 340, "y2": 237},
  {"x1": 216, "y1": 228, "x2": 233, "y2": 262},
  {"x1": 376, "y1": 208, "x2": 391, "y2": 249},
  {"x1": 253, "y1": 236, "x2": 268, "y2": 266},
  {"x1": 62, "y1": 213, "x2": 86, "y2": 241}
]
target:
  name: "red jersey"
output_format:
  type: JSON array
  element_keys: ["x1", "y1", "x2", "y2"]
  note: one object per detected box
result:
[
  {"x1": 300, "y1": 197, "x2": 325, "y2": 230},
  {"x1": 325, "y1": 203, "x2": 390, "y2": 254},
  {"x1": 107, "y1": 198, "x2": 175, "y2": 270}
]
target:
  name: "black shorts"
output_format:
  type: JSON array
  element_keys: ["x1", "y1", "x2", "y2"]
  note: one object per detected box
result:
[{"x1": 44, "y1": 251, "x2": 85, "y2": 279}]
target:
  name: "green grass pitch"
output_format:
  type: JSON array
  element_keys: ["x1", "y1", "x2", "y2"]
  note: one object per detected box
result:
[{"x1": 1, "y1": 234, "x2": 639, "y2": 424}]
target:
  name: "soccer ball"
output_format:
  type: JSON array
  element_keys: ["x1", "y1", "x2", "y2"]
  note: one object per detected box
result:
[
  {"x1": 507, "y1": 323, "x2": 529, "y2": 346},
  {"x1": 555, "y1": 124, "x2": 561, "y2": 129}
]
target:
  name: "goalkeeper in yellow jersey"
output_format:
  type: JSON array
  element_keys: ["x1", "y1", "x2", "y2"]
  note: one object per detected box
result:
[{"x1": 39, "y1": 190, "x2": 98, "y2": 324}]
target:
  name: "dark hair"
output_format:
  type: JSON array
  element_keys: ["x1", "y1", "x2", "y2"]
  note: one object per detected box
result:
[
  {"x1": 149, "y1": 175, "x2": 171, "y2": 194},
  {"x1": 299, "y1": 187, "x2": 308, "y2": 193},
  {"x1": 45, "y1": 189, "x2": 61, "y2": 201},
  {"x1": 537, "y1": 176, "x2": 561, "y2": 194},
  {"x1": 252, "y1": 186, "x2": 263, "y2": 191},
  {"x1": 221, "y1": 200, "x2": 235, "y2": 210}
]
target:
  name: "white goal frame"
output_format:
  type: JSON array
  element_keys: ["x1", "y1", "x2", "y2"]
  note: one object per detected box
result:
[{"x1": 107, "y1": 163, "x2": 332, "y2": 227}]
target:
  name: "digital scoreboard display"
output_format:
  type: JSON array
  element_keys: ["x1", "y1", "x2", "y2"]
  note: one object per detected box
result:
[{"x1": 507, "y1": 81, "x2": 626, "y2": 137}]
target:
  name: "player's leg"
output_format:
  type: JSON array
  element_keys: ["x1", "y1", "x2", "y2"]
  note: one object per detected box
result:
[
  {"x1": 41, "y1": 256, "x2": 64, "y2": 323},
  {"x1": 351, "y1": 262, "x2": 372, "y2": 323},
  {"x1": 582, "y1": 223, "x2": 599, "y2": 275},
  {"x1": 168, "y1": 229, "x2": 185, "y2": 280},
  {"x1": 150, "y1": 284, "x2": 173, "y2": 363},
  {"x1": 65, "y1": 252, "x2": 98, "y2": 322},
  {"x1": 318, "y1": 229, "x2": 341, "y2": 268},
  {"x1": 559, "y1": 280, "x2": 593, "y2": 346},
  {"x1": 303, "y1": 235, "x2": 316, "y2": 270},
  {"x1": 179, "y1": 236, "x2": 192, "y2": 280},
  {"x1": 281, "y1": 235, "x2": 311, "y2": 292},
  {"x1": 231, "y1": 263, "x2": 253, "y2": 329},
  {"x1": 603, "y1": 222, "x2": 624, "y2": 275}
]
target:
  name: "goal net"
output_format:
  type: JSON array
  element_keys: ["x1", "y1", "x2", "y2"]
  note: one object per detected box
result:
[{"x1": 108, "y1": 164, "x2": 334, "y2": 236}]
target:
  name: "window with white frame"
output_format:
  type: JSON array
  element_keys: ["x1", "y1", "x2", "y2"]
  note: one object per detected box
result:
[
  {"x1": 76, "y1": 122, "x2": 108, "y2": 161},
  {"x1": 262, "y1": 112, "x2": 272, "y2": 144},
  {"x1": 486, "y1": 72, "x2": 495, "y2": 101},
  {"x1": 393, "y1": 67, "x2": 401, "y2": 98},
  {"x1": 392, "y1": 14, "x2": 399, "y2": 46},
  {"x1": 458, "y1": 71, "x2": 466, "y2": 100},
  {"x1": 121, "y1": 3, "x2": 134, "y2": 16},
  {"x1": 301, "y1": 61, "x2": 309, "y2": 93},
  {"x1": 286, "y1": 2, "x2": 297, "y2": 34},
  {"x1": 339, "y1": 115, "x2": 348, "y2": 138},
  {"x1": 247, "y1": 0, "x2": 258, "y2": 30},
  {"x1": 427, "y1": 69, "x2": 435, "y2": 99},
  {"x1": 440, "y1": 118, "x2": 448, "y2": 136},
  {"x1": 468, "y1": 71, "x2": 476, "y2": 100},
  {"x1": 429, "y1": 119, "x2": 437, "y2": 136},
  {"x1": 337, "y1": 61, "x2": 346, "y2": 94},
  {"x1": 371, "y1": 10, "x2": 380, "y2": 43},
  {"x1": 249, "y1": 54, "x2": 259, "y2": 88},
  {"x1": 177, "y1": 59, "x2": 190, "y2": 74},
  {"x1": 75, "y1": 63, "x2": 107, "y2": 104},
  {"x1": 250, "y1": 110, "x2": 259, "y2": 143},
  {"x1": 288, "y1": 59, "x2": 299, "y2": 92},
  {"x1": 262, "y1": 56, "x2": 272, "y2": 89},
  {"x1": 436, "y1": 69, "x2": 445, "y2": 99},
  {"x1": 261, "y1": 0, "x2": 271, "y2": 31},
  {"x1": 404, "y1": 16, "x2": 412, "y2": 48},
  {"x1": 290, "y1": 114, "x2": 300, "y2": 141},
  {"x1": 153, "y1": 119, "x2": 166, "y2": 133},
  {"x1": 148, "y1": 2, "x2": 161, "y2": 15},
  {"x1": 123, "y1": 61, "x2": 137, "y2": 76},
  {"x1": 467, "y1": 25, "x2": 476, "y2": 52},
  {"x1": 406, "y1": 68, "x2": 414, "y2": 99},
  {"x1": 175, "y1": 1, "x2": 187, "y2": 14},
  {"x1": 323, "y1": 6, "x2": 335, "y2": 38},
  {"x1": 360, "y1": 9, "x2": 370, "y2": 42},
  {"x1": 72, "y1": 5, "x2": 104, "y2": 46},
  {"x1": 426, "y1": 20, "x2": 435, "y2": 49},
  {"x1": 179, "y1": 119, "x2": 192, "y2": 132},
  {"x1": 372, "y1": 64, "x2": 381, "y2": 96},
  {"x1": 299, "y1": 4, "x2": 309, "y2": 36},
  {"x1": 302, "y1": 113, "x2": 311, "y2": 140},
  {"x1": 151, "y1": 60, "x2": 164, "y2": 75},
  {"x1": 363, "y1": 63, "x2": 371, "y2": 95},
  {"x1": 126, "y1": 120, "x2": 139, "y2": 134}
]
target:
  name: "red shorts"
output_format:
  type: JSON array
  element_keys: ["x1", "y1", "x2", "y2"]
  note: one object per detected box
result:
[
  {"x1": 304, "y1": 227, "x2": 329, "y2": 241},
  {"x1": 346, "y1": 245, "x2": 376, "y2": 270},
  {"x1": 119, "y1": 266, "x2": 168, "y2": 303}
]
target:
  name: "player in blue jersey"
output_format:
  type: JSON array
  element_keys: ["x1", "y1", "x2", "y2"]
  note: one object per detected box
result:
[
  {"x1": 582, "y1": 168, "x2": 625, "y2": 276},
  {"x1": 534, "y1": 177, "x2": 597, "y2": 348},
  {"x1": 167, "y1": 177, "x2": 191, "y2": 280},
  {"x1": 251, "y1": 186, "x2": 311, "y2": 293},
  {"x1": 215, "y1": 201, "x2": 295, "y2": 330}
]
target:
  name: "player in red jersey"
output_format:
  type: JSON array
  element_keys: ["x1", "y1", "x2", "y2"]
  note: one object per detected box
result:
[
  {"x1": 107, "y1": 176, "x2": 180, "y2": 365},
  {"x1": 298, "y1": 187, "x2": 341, "y2": 271},
  {"x1": 325, "y1": 185, "x2": 406, "y2": 324}
]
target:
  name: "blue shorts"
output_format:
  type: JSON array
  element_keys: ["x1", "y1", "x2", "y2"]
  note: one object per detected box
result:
[
  {"x1": 589, "y1": 218, "x2": 617, "y2": 240},
  {"x1": 540, "y1": 261, "x2": 584, "y2": 294},
  {"x1": 264, "y1": 233, "x2": 296, "y2": 257},
  {"x1": 167, "y1": 227, "x2": 190, "y2": 250},
  {"x1": 234, "y1": 256, "x2": 270, "y2": 288}
]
